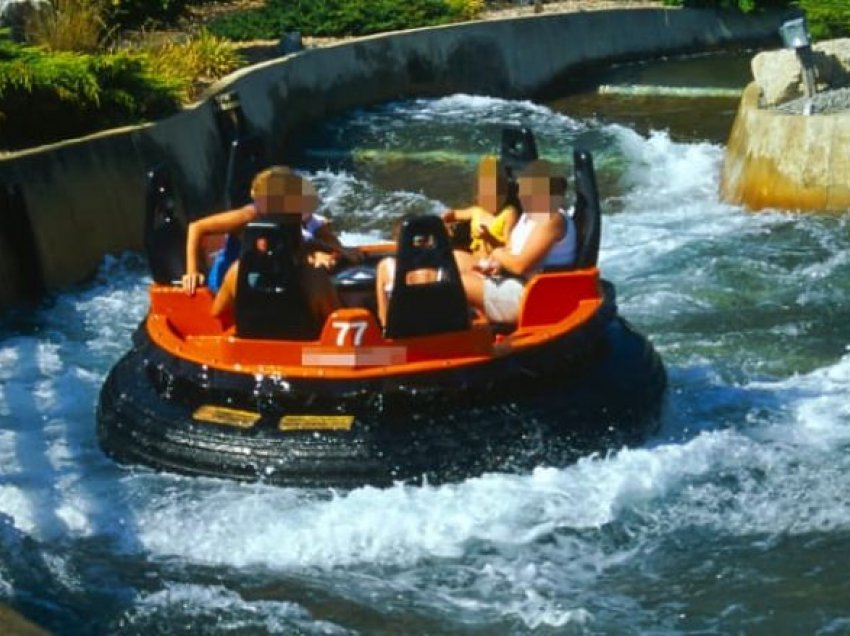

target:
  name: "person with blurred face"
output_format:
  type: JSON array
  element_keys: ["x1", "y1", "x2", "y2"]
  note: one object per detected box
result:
[
  {"x1": 460, "y1": 159, "x2": 577, "y2": 324},
  {"x1": 179, "y1": 166, "x2": 341, "y2": 321},
  {"x1": 181, "y1": 166, "x2": 359, "y2": 296},
  {"x1": 442, "y1": 155, "x2": 519, "y2": 274}
]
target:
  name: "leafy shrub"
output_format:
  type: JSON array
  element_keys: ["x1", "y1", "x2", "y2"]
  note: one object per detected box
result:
[
  {"x1": 661, "y1": 0, "x2": 849, "y2": 38},
  {"x1": 446, "y1": 0, "x2": 486, "y2": 20},
  {"x1": 796, "y1": 0, "x2": 850, "y2": 39},
  {"x1": 24, "y1": 0, "x2": 107, "y2": 52},
  {"x1": 0, "y1": 36, "x2": 181, "y2": 149},
  {"x1": 661, "y1": 0, "x2": 790, "y2": 12},
  {"x1": 138, "y1": 29, "x2": 244, "y2": 101},
  {"x1": 209, "y1": 0, "x2": 485, "y2": 41}
]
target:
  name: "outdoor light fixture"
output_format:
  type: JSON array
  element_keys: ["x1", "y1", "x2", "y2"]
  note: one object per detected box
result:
[
  {"x1": 779, "y1": 16, "x2": 817, "y2": 113},
  {"x1": 779, "y1": 16, "x2": 810, "y2": 49}
]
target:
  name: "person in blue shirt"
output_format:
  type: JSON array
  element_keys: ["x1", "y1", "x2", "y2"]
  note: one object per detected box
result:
[{"x1": 181, "y1": 166, "x2": 360, "y2": 296}]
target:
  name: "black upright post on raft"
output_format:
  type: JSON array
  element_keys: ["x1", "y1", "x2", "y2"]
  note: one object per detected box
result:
[
  {"x1": 144, "y1": 166, "x2": 187, "y2": 285},
  {"x1": 500, "y1": 126, "x2": 539, "y2": 209}
]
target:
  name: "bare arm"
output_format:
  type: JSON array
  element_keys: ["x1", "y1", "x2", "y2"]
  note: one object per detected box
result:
[
  {"x1": 183, "y1": 204, "x2": 256, "y2": 293},
  {"x1": 488, "y1": 213, "x2": 565, "y2": 277},
  {"x1": 442, "y1": 205, "x2": 492, "y2": 224},
  {"x1": 314, "y1": 221, "x2": 362, "y2": 263},
  {"x1": 375, "y1": 257, "x2": 392, "y2": 327}
]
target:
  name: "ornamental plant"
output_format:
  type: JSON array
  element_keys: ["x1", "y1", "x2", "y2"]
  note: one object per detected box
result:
[
  {"x1": 138, "y1": 29, "x2": 245, "y2": 102},
  {"x1": 0, "y1": 35, "x2": 181, "y2": 149},
  {"x1": 795, "y1": 0, "x2": 850, "y2": 39},
  {"x1": 24, "y1": 0, "x2": 107, "y2": 53},
  {"x1": 209, "y1": 0, "x2": 485, "y2": 41},
  {"x1": 660, "y1": 0, "x2": 849, "y2": 38}
]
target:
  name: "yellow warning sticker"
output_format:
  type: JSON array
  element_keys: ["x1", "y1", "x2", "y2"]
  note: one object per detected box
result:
[
  {"x1": 279, "y1": 415, "x2": 355, "y2": 431},
  {"x1": 193, "y1": 405, "x2": 260, "y2": 429}
]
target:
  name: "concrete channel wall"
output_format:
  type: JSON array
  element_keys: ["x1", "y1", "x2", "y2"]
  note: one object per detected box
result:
[{"x1": 0, "y1": 8, "x2": 784, "y2": 308}]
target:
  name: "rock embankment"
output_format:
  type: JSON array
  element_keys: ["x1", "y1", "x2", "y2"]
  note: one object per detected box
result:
[
  {"x1": 777, "y1": 86, "x2": 850, "y2": 115},
  {"x1": 751, "y1": 38, "x2": 850, "y2": 113},
  {"x1": 721, "y1": 38, "x2": 850, "y2": 211}
]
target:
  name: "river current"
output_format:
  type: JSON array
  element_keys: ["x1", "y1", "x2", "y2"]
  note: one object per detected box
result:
[{"x1": 2, "y1": 68, "x2": 850, "y2": 633}]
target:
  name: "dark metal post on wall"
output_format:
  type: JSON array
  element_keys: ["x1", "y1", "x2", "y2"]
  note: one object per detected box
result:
[
  {"x1": 278, "y1": 31, "x2": 303, "y2": 56},
  {"x1": 780, "y1": 17, "x2": 816, "y2": 115},
  {"x1": 213, "y1": 91, "x2": 247, "y2": 146}
]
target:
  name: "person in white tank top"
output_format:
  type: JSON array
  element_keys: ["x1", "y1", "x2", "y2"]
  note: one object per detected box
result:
[{"x1": 460, "y1": 159, "x2": 577, "y2": 323}]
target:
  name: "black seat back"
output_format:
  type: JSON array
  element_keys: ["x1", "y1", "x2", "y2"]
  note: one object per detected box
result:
[
  {"x1": 144, "y1": 165, "x2": 186, "y2": 284},
  {"x1": 501, "y1": 126, "x2": 539, "y2": 178},
  {"x1": 501, "y1": 126, "x2": 538, "y2": 211},
  {"x1": 384, "y1": 215, "x2": 470, "y2": 339},
  {"x1": 234, "y1": 216, "x2": 318, "y2": 340},
  {"x1": 572, "y1": 149, "x2": 602, "y2": 268},
  {"x1": 225, "y1": 135, "x2": 267, "y2": 208}
]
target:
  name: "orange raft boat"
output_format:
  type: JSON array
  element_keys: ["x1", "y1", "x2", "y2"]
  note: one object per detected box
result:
[{"x1": 97, "y1": 149, "x2": 666, "y2": 488}]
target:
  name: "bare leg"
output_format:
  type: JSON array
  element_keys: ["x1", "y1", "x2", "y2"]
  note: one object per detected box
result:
[
  {"x1": 301, "y1": 265, "x2": 341, "y2": 324},
  {"x1": 461, "y1": 272, "x2": 486, "y2": 311},
  {"x1": 453, "y1": 249, "x2": 477, "y2": 275},
  {"x1": 375, "y1": 257, "x2": 392, "y2": 327}
]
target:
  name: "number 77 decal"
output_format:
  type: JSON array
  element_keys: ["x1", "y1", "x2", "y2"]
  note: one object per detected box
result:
[{"x1": 332, "y1": 321, "x2": 369, "y2": 347}]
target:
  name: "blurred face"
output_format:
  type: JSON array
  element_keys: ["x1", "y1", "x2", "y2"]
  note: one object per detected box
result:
[
  {"x1": 477, "y1": 175, "x2": 500, "y2": 213},
  {"x1": 254, "y1": 174, "x2": 318, "y2": 217},
  {"x1": 476, "y1": 158, "x2": 504, "y2": 213},
  {"x1": 518, "y1": 175, "x2": 556, "y2": 214}
]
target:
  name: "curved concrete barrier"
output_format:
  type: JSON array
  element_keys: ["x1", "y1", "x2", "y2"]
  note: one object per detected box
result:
[
  {"x1": 721, "y1": 82, "x2": 850, "y2": 211},
  {"x1": 0, "y1": 8, "x2": 784, "y2": 307}
]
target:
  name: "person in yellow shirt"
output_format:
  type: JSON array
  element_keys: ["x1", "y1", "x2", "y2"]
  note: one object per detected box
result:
[{"x1": 441, "y1": 155, "x2": 519, "y2": 275}]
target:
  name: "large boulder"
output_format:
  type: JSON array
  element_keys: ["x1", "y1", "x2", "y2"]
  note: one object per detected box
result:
[
  {"x1": 812, "y1": 38, "x2": 850, "y2": 87},
  {"x1": 752, "y1": 38, "x2": 850, "y2": 107},
  {"x1": 751, "y1": 48, "x2": 801, "y2": 106}
]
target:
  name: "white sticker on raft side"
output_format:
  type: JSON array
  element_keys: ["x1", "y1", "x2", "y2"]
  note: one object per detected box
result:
[{"x1": 301, "y1": 347, "x2": 407, "y2": 367}]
